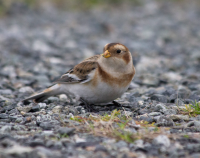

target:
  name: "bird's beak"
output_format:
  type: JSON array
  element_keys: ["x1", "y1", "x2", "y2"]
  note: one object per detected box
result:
[{"x1": 102, "y1": 50, "x2": 111, "y2": 58}]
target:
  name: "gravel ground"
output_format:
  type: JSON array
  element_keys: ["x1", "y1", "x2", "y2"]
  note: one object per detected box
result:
[{"x1": 0, "y1": 1, "x2": 200, "y2": 158}]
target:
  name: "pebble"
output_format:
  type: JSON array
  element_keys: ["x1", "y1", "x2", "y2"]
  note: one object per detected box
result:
[
  {"x1": 0, "y1": 126, "x2": 12, "y2": 133},
  {"x1": 52, "y1": 106, "x2": 62, "y2": 113},
  {"x1": 0, "y1": 113, "x2": 9, "y2": 119},
  {"x1": 17, "y1": 106, "x2": 32, "y2": 113},
  {"x1": 19, "y1": 86, "x2": 34, "y2": 93},
  {"x1": 150, "y1": 94, "x2": 168, "y2": 103},
  {"x1": 169, "y1": 115, "x2": 189, "y2": 121},
  {"x1": 38, "y1": 103, "x2": 47, "y2": 109},
  {"x1": 153, "y1": 135, "x2": 170, "y2": 147},
  {"x1": 39, "y1": 122, "x2": 54, "y2": 130},
  {"x1": 30, "y1": 104, "x2": 40, "y2": 112},
  {"x1": 156, "y1": 116, "x2": 174, "y2": 127},
  {"x1": 57, "y1": 127, "x2": 75, "y2": 136}
]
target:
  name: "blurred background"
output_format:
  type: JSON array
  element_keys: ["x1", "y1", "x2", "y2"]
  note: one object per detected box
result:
[{"x1": 0, "y1": 0, "x2": 200, "y2": 93}]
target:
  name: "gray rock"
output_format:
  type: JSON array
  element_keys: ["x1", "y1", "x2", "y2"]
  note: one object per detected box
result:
[
  {"x1": 148, "y1": 112, "x2": 162, "y2": 116},
  {"x1": 38, "y1": 103, "x2": 47, "y2": 109},
  {"x1": 154, "y1": 103, "x2": 167, "y2": 113},
  {"x1": 15, "y1": 117, "x2": 24, "y2": 123},
  {"x1": 39, "y1": 122, "x2": 54, "y2": 130},
  {"x1": 57, "y1": 127, "x2": 75, "y2": 136},
  {"x1": 191, "y1": 153, "x2": 200, "y2": 158},
  {"x1": 163, "y1": 109, "x2": 177, "y2": 115},
  {"x1": 13, "y1": 125, "x2": 26, "y2": 131},
  {"x1": 0, "y1": 89, "x2": 12, "y2": 95},
  {"x1": 138, "y1": 115, "x2": 154, "y2": 123},
  {"x1": 185, "y1": 121, "x2": 200, "y2": 128},
  {"x1": 30, "y1": 104, "x2": 40, "y2": 112},
  {"x1": 175, "y1": 98, "x2": 184, "y2": 106},
  {"x1": 156, "y1": 116, "x2": 174, "y2": 127},
  {"x1": 52, "y1": 105, "x2": 62, "y2": 113},
  {"x1": 19, "y1": 86, "x2": 34, "y2": 93},
  {"x1": 3, "y1": 145, "x2": 34, "y2": 156},
  {"x1": 177, "y1": 86, "x2": 191, "y2": 99},
  {"x1": 151, "y1": 94, "x2": 168, "y2": 103},
  {"x1": 0, "y1": 125, "x2": 12, "y2": 133},
  {"x1": 17, "y1": 106, "x2": 32, "y2": 113},
  {"x1": 169, "y1": 93, "x2": 178, "y2": 103},
  {"x1": 115, "y1": 140, "x2": 128, "y2": 148},
  {"x1": 48, "y1": 97, "x2": 59, "y2": 103},
  {"x1": 153, "y1": 135, "x2": 170, "y2": 147},
  {"x1": 169, "y1": 114, "x2": 189, "y2": 121},
  {"x1": 196, "y1": 115, "x2": 200, "y2": 121},
  {"x1": 27, "y1": 139, "x2": 45, "y2": 147},
  {"x1": 0, "y1": 113, "x2": 8, "y2": 119}
]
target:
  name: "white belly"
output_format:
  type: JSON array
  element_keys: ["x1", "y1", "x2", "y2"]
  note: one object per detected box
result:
[{"x1": 60, "y1": 81, "x2": 129, "y2": 104}]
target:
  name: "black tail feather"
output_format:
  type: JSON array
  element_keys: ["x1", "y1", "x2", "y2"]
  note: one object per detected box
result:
[{"x1": 22, "y1": 92, "x2": 50, "y2": 103}]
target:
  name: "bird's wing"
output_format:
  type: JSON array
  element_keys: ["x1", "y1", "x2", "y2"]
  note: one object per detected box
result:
[{"x1": 55, "y1": 59, "x2": 99, "y2": 84}]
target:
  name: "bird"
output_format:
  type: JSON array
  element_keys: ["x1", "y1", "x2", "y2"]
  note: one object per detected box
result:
[{"x1": 22, "y1": 43, "x2": 135, "y2": 111}]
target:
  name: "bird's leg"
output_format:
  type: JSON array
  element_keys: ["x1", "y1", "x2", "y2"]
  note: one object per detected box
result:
[
  {"x1": 112, "y1": 101, "x2": 122, "y2": 107},
  {"x1": 79, "y1": 98, "x2": 98, "y2": 112},
  {"x1": 66, "y1": 93, "x2": 74, "y2": 105}
]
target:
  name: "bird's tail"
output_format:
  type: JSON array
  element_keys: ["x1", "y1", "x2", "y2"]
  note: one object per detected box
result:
[{"x1": 22, "y1": 84, "x2": 62, "y2": 103}]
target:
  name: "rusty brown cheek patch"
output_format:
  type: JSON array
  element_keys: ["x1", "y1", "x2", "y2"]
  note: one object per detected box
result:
[
  {"x1": 98, "y1": 66, "x2": 135, "y2": 87},
  {"x1": 122, "y1": 53, "x2": 130, "y2": 64}
]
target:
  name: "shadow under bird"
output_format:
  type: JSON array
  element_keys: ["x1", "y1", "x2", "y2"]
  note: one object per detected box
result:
[{"x1": 22, "y1": 43, "x2": 135, "y2": 111}]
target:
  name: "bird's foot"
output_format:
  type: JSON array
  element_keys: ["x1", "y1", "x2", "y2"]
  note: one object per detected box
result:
[
  {"x1": 112, "y1": 101, "x2": 122, "y2": 107},
  {"x1": 79, "y1": 98, "x2": 99, "y2": 112}
]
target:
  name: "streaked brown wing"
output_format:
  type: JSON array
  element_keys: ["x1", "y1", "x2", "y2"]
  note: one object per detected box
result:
[{"x1": 55, "y1": 60, "x2": 98, "y2": 84}]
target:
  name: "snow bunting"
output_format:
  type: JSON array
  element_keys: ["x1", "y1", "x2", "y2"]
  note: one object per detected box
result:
[{"x1": 23, "y1": 43, "x2": 135, "y2": 108}]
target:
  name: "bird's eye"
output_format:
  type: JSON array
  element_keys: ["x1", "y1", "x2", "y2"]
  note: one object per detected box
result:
[{"x1": 116, "y1": 50, "x2": 121, "y2": 53}]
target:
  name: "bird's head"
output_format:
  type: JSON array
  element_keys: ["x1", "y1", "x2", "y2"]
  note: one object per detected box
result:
[{"x1": 100, "y1": 43, "x2": 133, "y2": 72}]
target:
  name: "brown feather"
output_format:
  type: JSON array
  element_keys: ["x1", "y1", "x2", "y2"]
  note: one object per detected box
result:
[{"x1": 98, "y1": 64, "x2": 135, "y2": 87}]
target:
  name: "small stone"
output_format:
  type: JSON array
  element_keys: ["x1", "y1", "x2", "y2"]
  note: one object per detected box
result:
[
  {"x1": 137, "y1": 115, "x2": 154, "y2": 123},
  {"x1": 177, "y1": 86, "x2": 191, "y2": 99},
  {"x1": 0, "y1": 113, "x2": 9, "y2": 119},
  {"x1": 38, "y1": 103, "x2": 47, "y2": 109},
  {"x1": 122, "y1": 111, "x2": 133, "y2": 117},
  {"x1": 0, "y1": 89, "x2": 12, "y2": 95},
  {"x1": 186, "y1": 121, "x2": 200, "y2": 128},
  {"x1": 15, "y1": 117, "x2": 23, "y2": 123},
  {"x1": 40, "y1": 122, "x2": 54, "y2": 130},
  {"x1": 48, "y1": 97, "x2": 59, "y2": 103},
  {"x1": 30, "y1": 104, "x2": 40, "y2": 112},
  {"x1": 57, "y1": 127, "x2": 75, "y2": 136},
  {"x1": 52, "y1": 106, "x2": 62, "y2": 113},
  {"x1": 151, "y1": 94, "x2": 168, "y2": 103},
  {"x1": 153, "y1": 135, "x2": 170, "y2": 147},
  {"x1": 115, "y1": 140, "x2": 128, "y2": 148},
  {"x1": 169, "y1": 114, "x2": 189, "y2": 121},
  {"x1": 4, "y1": 145, "x2": 33, "y2": 156},
  {"x1": 156, "y1": 116, "x2": 174, "y2": 127},
  {"x1": 28, "y1": 139, "x2": 45, "y2": 147},
  {"x1": 175, "y1": 98, "x2": 184, "y2": 106},
  {"x1": 134, "y1": 139, "x2": 144, "y2": 148},
  {"x1": 13, "y1": 125, "x2": 26, "y2": 131},
  {"x1": 17, "y1": 105, "x2": 32, "y2": 113},
  {"x1": 19, "y1": 86, "x2": 34, "y2": 93},
  {"x1": 169, "y1": 93, "x2": 178, "y2": 103},
  {"x1": 148, "y1": 112, "x2": 161, "y2": 116},
  {"x1": 155, "y1": 103, "x2": 167, "y2": 113},
  {"x1": 142, "y1": 74, "x2": 159, "y2": 86},
  {"x1": 191, "y1": 153, "x2": 200, "y2": 158},
  {"x1": 59, "y1": 94, "x2": 68, "y2": 102},
  {"x1": 189, "y1": 94, "x2": 200, "y2": 102},
  {"x1": 95, "y1": 145, "x2": 108, "y2": 152},
  {"x1": 0, "y1": 125, "x2": 11, "y2": 133}
]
